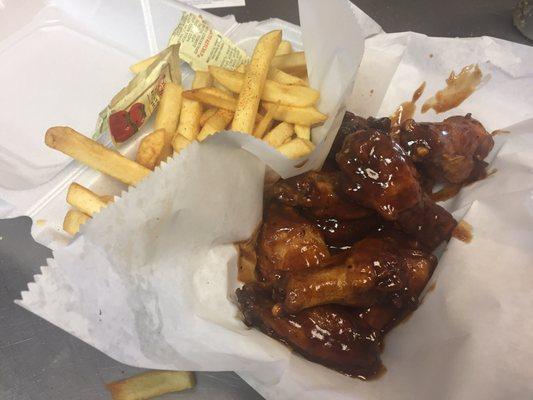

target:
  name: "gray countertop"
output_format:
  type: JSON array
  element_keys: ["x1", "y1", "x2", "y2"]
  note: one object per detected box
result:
[{"x1": 0, "y1": 1, "x2": 529, "y2": 399}]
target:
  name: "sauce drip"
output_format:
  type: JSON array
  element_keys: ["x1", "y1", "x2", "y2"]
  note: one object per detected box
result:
[
  {"x1": 452, "y1": 220, "x2": 473, "y2": 243},
  {"x1": 422, "y1": 64, "x2": 482, "y2": 114},
  {"x1": 390, "y1": 82, "x2": 426, "y2": 138}
]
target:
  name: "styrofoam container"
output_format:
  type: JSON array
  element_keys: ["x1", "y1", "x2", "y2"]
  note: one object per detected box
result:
[{"x1": 0, "y1": 0, "x2": 302, "y2": 249}]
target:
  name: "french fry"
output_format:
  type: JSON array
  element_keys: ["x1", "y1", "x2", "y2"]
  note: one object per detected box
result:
[
  {"x1": 192, "y1": 71, "x2": 213, "y2": 89},
  {"x1": 175, "y1": 99, "x2": 202, "y2": 140},
  {"x1": 213, "y1": 80, "x2": 235, "y2": 96},
  {"x1": 63, "y1": 209, "x2": 90, "y2": 235},
  {"x1": 236, "y1": 64, "x2": 247, "y2": 73},
  {"x1": 182, "y1": 88, "x2": 237, "y2": 111},
  {"x1": 268, "y1": 67, "x2": 307, "y2": 86},
  {"x1": 197, "y1": 109, "x2": 234, "y2": 141},
  {"x1": 231, "y1": 30, "x2": 282, "y2": 134},
  {"x1": 106, "y1": 371, "x2": 195, "y2": 400},
  {"x1": 271, "y1": 51, "x2": 307, "y2": 74},
  {"x1": 276, "y1": 40, "x2": 293, "y2": 56},
  {"x1": 262, "y1": 102, "x2": 327, "y2": 126},
  {"x1": 172, "y1": 133, "x2": 192, "y2": 154},
  {"x1": 209, "y1": 66, "x2": 319, "y2": 107},
  {"x1": 45, "y1": 127, "x2": 150, "y2": 186},
  {"x1": 277, "y1": 137, "x2": 315, "y2": 159},
  {"x1": 66, "y1": 183, "x2": 109, "y2": 217},
  {"x1": 263, "y1": 122, "x2": 294, "y2": 147},
  {"x1": 135, "y1": 129, "x2": 166, "y2": 170},
  {"x1": 154, "y1": 82, "x2": 183, "y2": 159},
  {"x1": 200, "y1": 108, "x2": 218, "y2": 126},
  {"x1": 253, "y1": 101, "x2": 279, "y2": 138},
  {"x1": 294, "y1": 124, "x2": 311, "y2": 140},
  {"x1": 129, "y1": 55, "x2": 157, "y2": 74},
  {"x1": 99, "y1": 195, "x2": 115, "y2": 203}
]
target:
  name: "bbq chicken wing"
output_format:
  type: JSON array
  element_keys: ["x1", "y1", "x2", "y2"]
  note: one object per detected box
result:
[
  {"x1": 273, "y1": 234, "x2": 437, "y2": 314},
  {"x1": 237, "y1": 283, "x2": 382, "y2": 378},
  {"x1": 257, "y1": 203, "x2": 330, "y2": 283},
  {"x1": 399, "y1": 114, "x2": 494, "y2": 185}
]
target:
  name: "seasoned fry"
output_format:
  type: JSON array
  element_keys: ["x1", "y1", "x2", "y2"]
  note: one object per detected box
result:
[
  {"x1": 175, "y1": 99, "x2": 202, "y2": 140},
  {"x1": 63, "y1": 209, "x2": 90, "y2": 235},
  {"x1": 277, "y1": 137, "x2": 315, "y2": 159},
  {"x1": 262, "y1": 102, "x2": 327, "y2": 126},
  {"x1": 172, "y1": 133, "x2": 192, "y2": 154},
  {"x1": 263, "y1": 122, "x2": 294, "y2": 147},
  {"x1": 197, "y1": 109, "x2": 234, "y2": 141},
  {"x1": 192, "y1": 70, "x2": 213, "y2": 89},
  {"x1": 276, "y1": 40, "x2": 293, "y2": 56},
  {"x1": 200, "y1": 108, "x2": 218, "y2": 126},
  {"x1": 106, "y1": 371, "x2": 195, "y2": 400},
  {"x1": 45, "y1": 127, "x2": 150, "y2": 186},
  {"x1": 209, "y1": 66, "x2": 319, "y2": 107},
  {"x1": 253, "y1": 102, "x2": 279, "y2": 138},
  {"x1": 271, "y1": 51, "x2": 307, "y2": 74},
  {"x1": 135, "y1": 129, "x2": 166, "y2": 170},
  {"x1": 294, "y1": 124, "x2": 311, "y2": 140},
  {"x1": 129, "y1": 55, "x2": 157, "y2": 74},
  {"x1": 268, "y1": 68, "x2": 307, "y2": 86},
  {"x1": 154, "y1": 82, "x2": 183, "y2": 159},
  {"x1": 182, "y1": 88, "x2": 237, "y2": 111},
  {"x1": 66, "y1": 183, "x2": 109, "y2": 217},
  {"x1": 231, "y1": 30, "x2": 282, "y2": 134}
]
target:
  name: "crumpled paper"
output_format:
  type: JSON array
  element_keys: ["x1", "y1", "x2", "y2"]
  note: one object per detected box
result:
[{"x1": 17, "y1": 1, "x2": 533, "y2": 399}]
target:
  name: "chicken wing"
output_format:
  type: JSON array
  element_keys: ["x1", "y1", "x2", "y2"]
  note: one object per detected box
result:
[
  {"x1": 399, "y1": 114, "x2": 494, "y2": 185},
  {"x1": 273, "y1": 234, "x2": 437, "y2": 314},
  {"x1": 257, "y1": 203, "x2": 330, "y2": 283},
  {"x1": 237, "y1": 283, "x2": 383, "y2": 378}
]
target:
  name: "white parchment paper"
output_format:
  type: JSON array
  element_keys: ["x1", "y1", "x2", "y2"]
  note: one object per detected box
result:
[{"x1": 18, "y1": 1, "x2": 533, "y2": 399}]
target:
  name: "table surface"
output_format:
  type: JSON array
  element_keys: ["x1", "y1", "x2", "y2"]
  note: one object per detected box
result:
[{"x1": 0, "y1": 1, "x2": 529, "y2": 399}]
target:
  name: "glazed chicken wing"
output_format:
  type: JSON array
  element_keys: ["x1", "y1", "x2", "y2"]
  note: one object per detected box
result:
[
  {"x1": 257, "y1": 203, "x2": 330, "y2": 283},
  {"x1": 399, "y1": 114, "x2": 494, "y2": 185},
  {"x1": 270, "y1": 170, "x2": 373, "y2": 220},
  {"x1": 336, "y1": 129, "x2": 456, "y2": 248},
  {"x1": 273, "y1": 234, "x2": 437, "y2": 314},
  {"x1": 237, "y1": 283, "x2": 382, "y2": 378}
]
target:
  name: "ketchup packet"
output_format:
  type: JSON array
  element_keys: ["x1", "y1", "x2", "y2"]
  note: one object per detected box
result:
[{"x1": 94, "y1": 44, "x2": 181, "y2": 144}]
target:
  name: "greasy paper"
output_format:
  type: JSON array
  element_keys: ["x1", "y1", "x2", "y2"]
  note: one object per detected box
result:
[{"x1": 18, "y1": 1, "x2": 533, "y2": 400}]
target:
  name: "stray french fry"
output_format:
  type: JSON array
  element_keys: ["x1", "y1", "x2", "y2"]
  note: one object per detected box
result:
[
  {"x1": 135, "y1": 129, "x2": 166, "y2": 170},
  {"x1": 276, "y1": 40, "x2": 293, "y2": 56},
  {"x1": 182, "y1": 87, "x2": 237, "y2": 111},
  {"x1": 294, "y1": 124, "x2": 311, "y2": 140},
  {"x1": 172, "y1": 133, "x2": 192, "y2": 154},
  {"x1": 63, "y1": 209, "x2": 90, "y2": 235},
  {"x1": 232, "y1": 30, "x2": 282, "y2": 134},
  {"x1": 253, "y1": 102, "x2": 279, "y2": 138},
  {"x1": 192, "y1": 71, "x2": 213, "y2": 89},
  {"x1": 209, "y1": 66, "x2": 319, "y2": 107},
  {"x1": 271, "y1": 51, "x2": 307, "y2": 75},
  {"x1": 267, "y1": 67, "x2": 307, "y2": 86},
  {"x1": 66, "y1": 183, "x2": 108, "y2": 217},
  {"x1": 200, "y1": 108, "x2": 218, "y2": 126},
  {"x1": 106, "y1": 371, "x2": 196, "y2": 400},
  {"x1": 263, "y1": 122, "x2": 294, "y2": 147},
  {"x1": 154, "y1": 82, "x2": 183, "y2": 159},
  {"x1": 129, "y1": 55, "x2": 157, "y2": 74},
  {"x1": 262, "y1": 102, "x2": 327, "y2": 126},
  {"x1": 45, "y1": 127, "x2": 150, "y2": 186},
  {"x1": 197, "y1": 109, "x2": 234, "y2": 141},
  {"x1": 277, "y1": 137, "x2": 315, "y2": 159}
]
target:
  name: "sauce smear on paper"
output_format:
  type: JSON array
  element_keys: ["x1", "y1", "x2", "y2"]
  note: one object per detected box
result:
[
  {"x1": 422, "y1": 64, "x2": 483, "y2": 114},
  {"x1": 390, "y1": 82, "x2": 426, "y2": 138},
  {"x1": 452, "y1": 220, "x2": 473, "y2": 243}
]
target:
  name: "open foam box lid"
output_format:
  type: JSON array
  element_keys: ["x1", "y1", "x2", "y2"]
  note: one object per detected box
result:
[{"x1": 0, "y1": 0, "x2": 302, "y2": 249}]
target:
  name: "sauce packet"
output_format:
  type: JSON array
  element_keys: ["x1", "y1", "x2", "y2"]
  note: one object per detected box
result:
[{"x1": 94, "y1": 44, "x2": 181, "y2": 144}]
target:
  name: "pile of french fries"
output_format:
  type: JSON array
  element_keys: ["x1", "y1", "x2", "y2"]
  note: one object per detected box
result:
[{"x1": 45, "y1": 29, "x2": 326, "y2": 237}]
